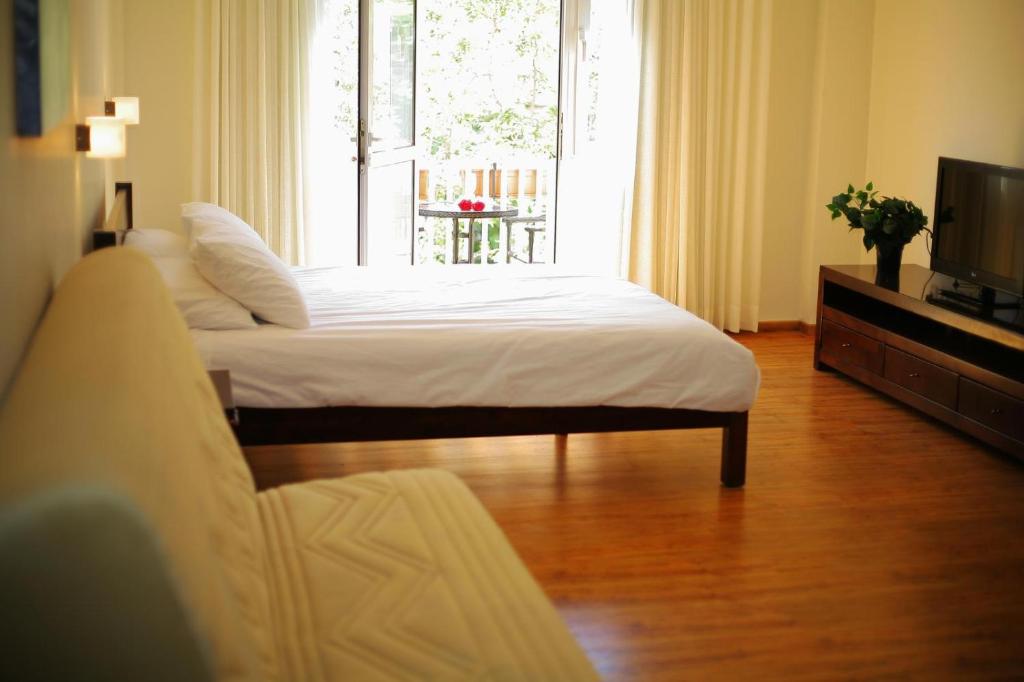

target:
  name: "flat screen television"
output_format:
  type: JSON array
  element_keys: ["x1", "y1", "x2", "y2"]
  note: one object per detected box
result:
[{"x1": 931, "y1": 157, "x2": 1024, "y2": 296}]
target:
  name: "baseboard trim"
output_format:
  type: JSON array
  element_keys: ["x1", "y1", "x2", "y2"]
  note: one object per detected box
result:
[
  {"x1": 758, "y1": 320, "x2": 800, "y2": 332},
  {"x1": 759, "y1": 320, "x2": 816, "y2": 336}
]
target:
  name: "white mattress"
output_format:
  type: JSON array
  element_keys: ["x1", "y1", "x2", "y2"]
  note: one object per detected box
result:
[{"x1": 192, "y1": 266, "x2": 760, "y2": 411}]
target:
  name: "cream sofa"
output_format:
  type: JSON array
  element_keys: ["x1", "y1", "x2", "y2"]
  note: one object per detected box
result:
[{"x1": 0, "y1": 248, "x2": 598, "y2": 681}]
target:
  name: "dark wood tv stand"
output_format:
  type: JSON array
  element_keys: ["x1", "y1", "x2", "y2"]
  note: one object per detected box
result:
[{"x1": 815, "y1": 264, "x2": 1024, "y2": 460}]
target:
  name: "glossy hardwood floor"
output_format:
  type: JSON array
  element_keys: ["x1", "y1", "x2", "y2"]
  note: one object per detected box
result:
[{"x1": 245, "y1": 331, "x2": 1024, "y2": 681}]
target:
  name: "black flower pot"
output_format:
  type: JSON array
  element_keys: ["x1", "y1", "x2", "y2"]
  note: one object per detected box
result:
[{"x1": 875, "y1": 244, "x2": 903, "y2": 290}]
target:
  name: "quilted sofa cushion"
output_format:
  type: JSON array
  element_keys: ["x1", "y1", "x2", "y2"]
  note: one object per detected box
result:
[
  {"x1": 0, "y1": 249, "x2": 278, "y2": 681},
  {"x1": 258, "y1": 469, "x2": 599, "y2": 681}
]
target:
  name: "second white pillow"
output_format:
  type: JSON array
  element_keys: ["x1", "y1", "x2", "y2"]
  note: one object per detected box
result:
[
  {"x1": 125, "y1": 228, "x2": 256, "y2": 330},
  {"x1": 151, "y1": 256, "x2": 258, "y2": 330},
  {"x1": 124, "y1": 227, "x2": 189, "y2": 258},
  {"x1": 189, "y1": 216, "x2": 311, "y2": 329}
]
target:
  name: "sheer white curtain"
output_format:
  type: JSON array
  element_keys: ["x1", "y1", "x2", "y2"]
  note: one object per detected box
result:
[
  {"x1": 192, "y1": 0, "x2": 324, "y2": 266},
  {"x1": 556, "y1": 0, "x2": 644, "y2": 276},
  {"x1": 628, "y1": 0, "x2": 773, "y2": 332}
]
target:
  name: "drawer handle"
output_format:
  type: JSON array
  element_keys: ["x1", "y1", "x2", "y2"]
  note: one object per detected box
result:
[
  {"x1": 907, "y1": 372, "x2": 920, "y2": 378},
  {"x1": 840, "y1": 342, "x2": 852, "y2": 348},
  {"x1": 990, "y1": 408, "x2": 1003, "y2": 416}
]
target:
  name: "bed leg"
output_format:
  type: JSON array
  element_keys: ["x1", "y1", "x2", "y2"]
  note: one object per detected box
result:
[{"x1": 720, "y1": 412, "x2": 748, "y2": 488}]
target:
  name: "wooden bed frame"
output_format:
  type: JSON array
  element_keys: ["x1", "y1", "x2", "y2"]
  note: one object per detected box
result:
[
  {"x1": 236, "y1": 405, "x2": 749, "y2": 487},
  {"x1": 95, "y1": 183, "x2": 750, "y2": 487}
]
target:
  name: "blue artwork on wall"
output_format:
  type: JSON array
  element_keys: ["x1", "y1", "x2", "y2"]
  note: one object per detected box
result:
[{"x1": 14, "y1": 0, "x2": 70, "y2": 137}]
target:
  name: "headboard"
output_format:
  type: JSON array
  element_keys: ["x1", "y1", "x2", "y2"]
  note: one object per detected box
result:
[{"x1": 92, "y1": 182, "x2": 133, "y2": 250}]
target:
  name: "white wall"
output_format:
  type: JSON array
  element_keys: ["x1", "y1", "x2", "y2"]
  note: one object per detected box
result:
[
  {"x1": 0, "y1": 0, "x2": 125, "y2": 398},
  {"x1": 760, "y1": 0, "x2": 1024, "y2": 323},
  {"x1": 122, "y1": 0, "x2": 196, "y2": 232},
  {"x1": 759, "y1": 0, "x2": 820, "y2": 322},
  {"x1": 796, "y1": 0, "x2": 877, "y2": 322},
  {"x1": 864, "y1": 0, "x2": 1024, "y2": 268},
  {"x1": 759, "y1": 0, "x2": 877, "y2": 323}
]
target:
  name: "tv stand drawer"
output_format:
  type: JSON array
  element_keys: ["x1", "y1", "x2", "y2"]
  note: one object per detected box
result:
[
  {"x1": 958, "y1": 379, "x2": 1024, "y2": 442},
  {"x1": 819, "y1": 320, "x2": 884, "y2": 375},
  {"x1": 883, "y1": 347, "x2": 958, "y2": 409}
]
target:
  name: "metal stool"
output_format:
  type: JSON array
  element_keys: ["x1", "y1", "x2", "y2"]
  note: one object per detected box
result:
[{"x1": 503, "y1": 215, "x2": 547, "y2": 264}]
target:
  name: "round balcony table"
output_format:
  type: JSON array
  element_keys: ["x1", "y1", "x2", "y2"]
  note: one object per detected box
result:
[{"x1": 418, "y1": 202, "x2": 518, "y2": 264}]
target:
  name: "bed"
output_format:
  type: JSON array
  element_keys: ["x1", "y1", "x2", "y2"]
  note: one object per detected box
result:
[{"x1": 95, "y1": 184, "x2": 759, "y2": 487}]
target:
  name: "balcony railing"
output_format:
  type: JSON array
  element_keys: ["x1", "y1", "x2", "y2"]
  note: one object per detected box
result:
[{"x1": 416, "y1": 159, "x2": 555, "y2": 265}]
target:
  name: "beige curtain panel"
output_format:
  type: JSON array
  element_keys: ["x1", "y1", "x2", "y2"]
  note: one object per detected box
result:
[
  {"x1": 192, "y1": 0, "x2": 319, "y2": 266},
  {"x1": 629, "y1": 0, "x2": 772, "y2": 332}
]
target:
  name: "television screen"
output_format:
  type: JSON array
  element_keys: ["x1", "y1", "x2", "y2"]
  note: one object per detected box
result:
[{"x1": 932, "y1": 158, "x2": 1024, "y2": 295}]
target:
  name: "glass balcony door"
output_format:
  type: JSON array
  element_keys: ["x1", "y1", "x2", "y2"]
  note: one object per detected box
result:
[
  {"x1": 321, "y1": 0, "x2": 574, "y2": 267},
  {"x1": 413, "y1": 0, "x2": 562, "y2": 266},
  {"x1": 358, "y1": 0, "x2": 417, "y2": 265}
]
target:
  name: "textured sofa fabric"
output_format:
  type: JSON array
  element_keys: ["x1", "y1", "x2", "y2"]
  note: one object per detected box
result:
[
  {"x1": 261, "y1": 471, "x2": 598, "y2": 680},
  {"x1": 0, "y1": 248, "x2": 598, "y2": 681}
]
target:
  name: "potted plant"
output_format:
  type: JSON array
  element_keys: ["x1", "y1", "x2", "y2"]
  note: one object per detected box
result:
[{"x1": 825, "y1": 182, "x2": 930, "y2": 288}]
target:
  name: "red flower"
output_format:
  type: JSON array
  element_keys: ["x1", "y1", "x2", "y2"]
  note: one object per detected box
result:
[
  {"x1": 472, "y1": 201, "x2": 486, "y2": 211},
  {"x1": 458, "y1": 198, "x2": 473, "y2": 211}
]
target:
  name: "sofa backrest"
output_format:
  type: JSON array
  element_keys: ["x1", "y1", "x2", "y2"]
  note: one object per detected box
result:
[{"x1": 0, "y1": 248, "x2": 278, "y2": 681}]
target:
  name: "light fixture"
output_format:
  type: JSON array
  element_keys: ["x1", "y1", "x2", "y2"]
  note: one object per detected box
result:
[
  {"x1": 104, "y1": 96, "x2": 140, "y2": 125},
  {"x1": 76, "y1": 96, "x2": 139, "y2": 158},
  {"x1": 75, "y1": 116, "x2": 127, "y2": 158}
]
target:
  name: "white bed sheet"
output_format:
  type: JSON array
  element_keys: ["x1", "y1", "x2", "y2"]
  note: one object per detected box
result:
[{"x1": 191, "y1": 266, "x2": 760, "y2": 411}]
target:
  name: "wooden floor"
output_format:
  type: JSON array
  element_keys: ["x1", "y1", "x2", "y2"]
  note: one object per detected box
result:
[{"x1": 245, "y1": 331, "x2": 1024, "y2": 681}]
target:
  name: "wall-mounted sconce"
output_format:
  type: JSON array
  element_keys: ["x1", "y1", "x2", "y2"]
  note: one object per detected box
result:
[
  {"x1": 104, "y1": 96, "x2": 140, "y2": 125},
  {"x1": 76, "y1": 96, "x2": 140, "y2": 158},
  {"x1": 75, "y1": 116, "x2": 127, "y2": 158}
]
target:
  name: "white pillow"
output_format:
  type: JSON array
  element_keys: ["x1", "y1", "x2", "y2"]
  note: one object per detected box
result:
[
  {"x1": 181, "y1": 202, "x2": 251, "y2": 238},
  {"x1": 148, "y1": 256, "x2": 257, "y2": 330},
  {"x1": 188, "y1": 213, "x2": 310, "y2": 329},
  {"x1": 124, "y1": 228, "x2": 189, "y2": 258},
  {"x1": 125, "y1": 228, "x2": 254, "y2": 329}
]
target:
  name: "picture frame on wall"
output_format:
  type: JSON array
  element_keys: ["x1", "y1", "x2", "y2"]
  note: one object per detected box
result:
[{"x1": 14, "y1": 0, "x2": 70, "y2": 137}]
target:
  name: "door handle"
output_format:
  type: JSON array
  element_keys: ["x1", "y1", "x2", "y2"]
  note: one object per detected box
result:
[
  {"x1": 840, "y1": 342, "x2": 852, "y2": 349},
  {"x1": 908, "y1": 372, "x2": 920, "y2": 378}
]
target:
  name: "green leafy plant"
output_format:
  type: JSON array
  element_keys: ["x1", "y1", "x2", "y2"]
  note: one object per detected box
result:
[{"x1": 825, "y1": 182, "x2": 931, "y2": 255}]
